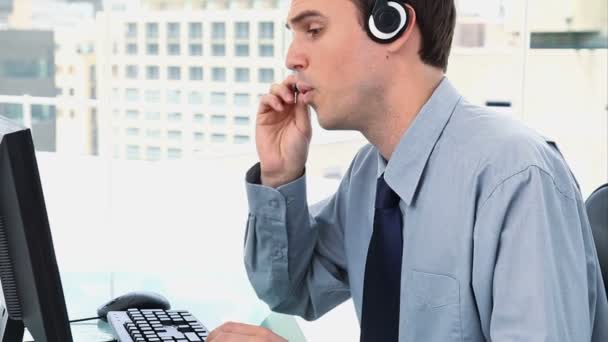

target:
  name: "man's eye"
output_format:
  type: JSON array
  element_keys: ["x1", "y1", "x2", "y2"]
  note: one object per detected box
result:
[{"x1": 307, "y1": 28, "x2": 322, "y2": 37}]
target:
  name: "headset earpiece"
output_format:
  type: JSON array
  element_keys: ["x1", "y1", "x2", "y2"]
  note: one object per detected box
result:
[{"x1": 366, "y1": 0, "x2": 409, "y2": 44}]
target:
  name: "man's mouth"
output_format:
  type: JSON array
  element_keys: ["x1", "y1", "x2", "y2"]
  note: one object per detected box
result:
[{"x1": 296, "y1": 83, "x2": 314, "y2": 102}]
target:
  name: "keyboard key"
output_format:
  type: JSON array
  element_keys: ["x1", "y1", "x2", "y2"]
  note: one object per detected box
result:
[
  {"x1": 184, "y1": 332, "x2": 202, "y2": 341},
  {"x1": 177, "y1": 325, "x2": 193, "y2": 333}
]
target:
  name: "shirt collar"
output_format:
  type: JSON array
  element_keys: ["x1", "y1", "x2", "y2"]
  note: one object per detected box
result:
[{"x1": 376, "y1": 77, "x2": 462, "y2": 206}]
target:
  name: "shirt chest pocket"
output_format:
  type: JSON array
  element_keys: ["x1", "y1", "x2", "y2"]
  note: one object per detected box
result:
[{"x1": 402, "y1": 270, "x2": 462, "y2": 342}]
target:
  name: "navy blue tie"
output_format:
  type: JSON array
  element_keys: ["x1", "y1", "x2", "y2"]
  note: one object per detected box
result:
[{"x1": 360, "y1": 174, "x2": 403, "y2": 342}]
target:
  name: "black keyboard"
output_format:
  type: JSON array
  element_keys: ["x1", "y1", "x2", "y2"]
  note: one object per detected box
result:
[{"x1": 107, "y1": 308, "x2": 209, "y2": 342}]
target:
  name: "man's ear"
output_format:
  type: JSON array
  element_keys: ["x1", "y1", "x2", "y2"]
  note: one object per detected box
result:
[{"x1": 386, "y1": 4, "x2": 416, "y2": 53}]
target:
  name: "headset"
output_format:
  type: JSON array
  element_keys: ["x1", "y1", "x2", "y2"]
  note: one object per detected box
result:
[{"x1": 366, "y1": 0, "x2": 410, "y2": 44}]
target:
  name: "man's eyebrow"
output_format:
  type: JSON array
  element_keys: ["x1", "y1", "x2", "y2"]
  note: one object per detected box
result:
[{"x1": 285, "y1": 10, "x2": 326, "y2": 30}]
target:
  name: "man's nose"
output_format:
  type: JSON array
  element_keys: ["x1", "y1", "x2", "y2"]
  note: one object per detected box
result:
[{"x1": 285, "y1": 41, "x2": 308, "y2": 72}]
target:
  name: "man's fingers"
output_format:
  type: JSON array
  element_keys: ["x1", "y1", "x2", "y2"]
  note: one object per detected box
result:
[
  {"x1": 270, "y1": 83, "x2": 294, "y2": 104},
  {"x1": 207, "y1": 331, "x2": 270, "y2": 342},
  {"x1": 207, "y1": 321, "x2": 262, "y2": 341},
  {"x1": 258, "y1": 94, "x2": 285, "y2": 113}
]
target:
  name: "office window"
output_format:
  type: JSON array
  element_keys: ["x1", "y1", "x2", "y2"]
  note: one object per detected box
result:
[
  {"x1": 212, "y1": 67, "x2": 226, "y2": 82},
  {"x1": 146, "y1": 23, "x2": 158, "y2": 39},
  {"x1": 167, "y1": 148, "x2": 182, "y2": 159},
  {"x1": 126, "y1": 65, "x2": 138, "y2": 79},
  {"x1": 145, "y1": 111, "x2": 160, "y2": 120},
  {"x1": 235, "y1": 22, "x2": 249, "y2": 39},
  {"x1": 168, "y1": 112, "x2": 182, "y2": 122},
  {"x1": 144, "y1": 89, "x2": 161, "y2": 103},
  {"x1": 194, "y1": 132, "x2": 204, "y2": 141},
  {"x1": 259, "y1": 22, "x2": 274, "y2": 39},
  {"x1": 212, "y1": 44, "x2": 225, "y2": 56},
  {"x1": 167, "y1": 90, "x2": 181, "y2": 104},
  {"x1": 234, "y1": 116, "x2": 250, "y2": 126},
  {"x1": 126, "y1": 110, "x2": 139, "y2": 119},
  {"x1": 189, "y1": 44, "x2": 203, "y2": 56},
  {"x1": 126, "y1": 127, "x2": 140, "y2": 136},
  {"x1": 167, "y1": 43, "x2": 181, "y2": 56},
  {"x1": 146, "y1": 129, "x2": 161, "y2": 138},
  {"x1": 126, "y1": 23, "x2": 137, "y2": 38},
  {"x1": 1, "y1": 58, "x2": 52, "y2": 79},
  {"x1": 167, "y1": 130, "x2": 182, "y2": 140},
  {"x1": 234, "y1": 44, "x2": 249, "y2": 57},
  {"x1": 211, "y1": 133, "x2": 227, "y2": 143},
  {"x1": 146, "y1": 66, "x2": 159, "y2": 80},
  {"x1": 259, "y1": 44, "x2": 274, "y2": 57},
  {"x1": 146, "y1": 43, "x2": 159, "y2": 55},
  {"x1": 193, "y1": 113, "x2": 205, "y2": 123},
  {"x1": 126, "y1": 43, "x2": 137, "y2": 55},
  {"x1": 126, "y1": 145, "x2": 140, "y2": 160},
  {"x1": 258, "y1": 68, "x2": 274, "y2": 83},
  {"x1": 167, "y1": 66, "x2": 181, "y2": 80},
  {"x1": 212, "y1": 22, "x2": 226, "y2": 39},
  {"x1": 210, "y1": 92, "x2": 226, "y2": 105},
  {"x1": 189, "y1": 67, "x2": 203, "y2": 80},
  {"x1": 146, "y1": 146, "x2": 161, "y2": 161},
  {"x1": 167, "y1": 22, "x2": 180, "y2": 39},
  {"x1": 234, "y1": 134, "x2": 250, "y2": 144},
  {"x1": 210, "y1": 114, "x2": 227, "y2": 125},
  {"x1": 125, "y1": 88, "x2": 139, "y2": 102},
  {"x1": 188, "y1": 91, "x2": 203, "y2": 105},
  {"x1": 234, "y1": 93, "x2": 250, "y2": 106},
  {"x1": 189, "y1": 23, "x2": 202, "y2": 39},
  {"x1": 234, "y1": 68, "x2": 250, "y2": 82}
]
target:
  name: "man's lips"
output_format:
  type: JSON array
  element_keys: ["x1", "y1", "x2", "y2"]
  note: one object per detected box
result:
[
  {"x1": 299, "y1": 89, "x2": 314, "y2": 103},
  {"x1": 296, "y1": 83, "x2": 314, "y2": 94}
]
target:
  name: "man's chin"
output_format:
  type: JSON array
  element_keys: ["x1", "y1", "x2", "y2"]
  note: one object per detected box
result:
[{"x1": 316, "y1": 113, "x2": 342, "y2": 131}]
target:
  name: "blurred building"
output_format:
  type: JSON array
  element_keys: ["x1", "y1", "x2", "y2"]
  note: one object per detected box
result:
[
  {"x1": 94, "y1": 0, "x2": 288, "y2": 161},
  {"x1": 0, "y1": 0, "x2": 12, "y2": 28},
  {"x1": 0, "y1": 30, "x2": 57, "y2": 151},
  {"x1": 54, "y1": 26, "x2": 99, "y2": 156}
]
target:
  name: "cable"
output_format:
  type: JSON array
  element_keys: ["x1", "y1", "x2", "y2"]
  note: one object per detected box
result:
[{"x1": 69, "y1": 316, "x2": 102, "y2": 323}]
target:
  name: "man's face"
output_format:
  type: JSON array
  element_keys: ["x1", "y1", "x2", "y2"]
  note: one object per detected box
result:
[{"x1": 286, "y1": 0, "x2": 387, "y2": 130}]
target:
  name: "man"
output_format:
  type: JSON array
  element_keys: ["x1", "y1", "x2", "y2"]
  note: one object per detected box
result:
[{"x1": 208, "y1": 0, "x2": 608, "y2": 341}]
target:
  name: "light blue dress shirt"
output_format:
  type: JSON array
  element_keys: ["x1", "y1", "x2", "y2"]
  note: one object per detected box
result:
[{"x1": 244, "y1": 77, "x2": 608, "y2": 341}]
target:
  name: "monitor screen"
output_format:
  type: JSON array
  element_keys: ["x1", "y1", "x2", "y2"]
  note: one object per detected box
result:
[{"x1": 0, "y1": 117, "x2": 73, "y2": 342}]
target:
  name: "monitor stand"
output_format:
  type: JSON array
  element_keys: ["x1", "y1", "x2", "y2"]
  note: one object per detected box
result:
[{"x1": 0, "y1": 304, "x2": 24, "y2": 342}]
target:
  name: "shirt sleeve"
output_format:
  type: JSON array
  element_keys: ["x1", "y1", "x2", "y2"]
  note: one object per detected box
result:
[
  {"x1": 243, "y1": 162, "x2": 352, "y2": 321},
  {"x1": 472, "y1": 165, "x2": 608, "y2": 341}
]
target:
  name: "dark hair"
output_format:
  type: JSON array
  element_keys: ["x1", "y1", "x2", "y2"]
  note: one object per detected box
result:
[{"x1": 350, "y1": 0, "x2": 457, "y2": 72}]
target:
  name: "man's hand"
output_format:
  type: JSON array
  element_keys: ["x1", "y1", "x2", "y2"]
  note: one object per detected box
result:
[
  {"x1": 207, "y1": 322, "x2": 287, "y2": 342},
  {"x1": 256, "y1": 74, "x2": 312, "y2": 188}
]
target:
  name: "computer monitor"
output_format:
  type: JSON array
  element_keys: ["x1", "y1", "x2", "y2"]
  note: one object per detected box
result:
[{"x1": 0, "y1": 118, "x2": 73, "y2": 342}]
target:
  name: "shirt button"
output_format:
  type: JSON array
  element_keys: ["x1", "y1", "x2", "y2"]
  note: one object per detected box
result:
[
  {"x1": 268, "y1": 199, "x2": 279, "y2": 208},
  {"x1": 273, "y1": 249, "x2": 283, "y2": 259}
]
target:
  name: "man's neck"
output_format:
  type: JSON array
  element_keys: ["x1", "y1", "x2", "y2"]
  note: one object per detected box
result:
[{"x1": 362, "y1": 69, "x2": 444, "y2": 161}]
